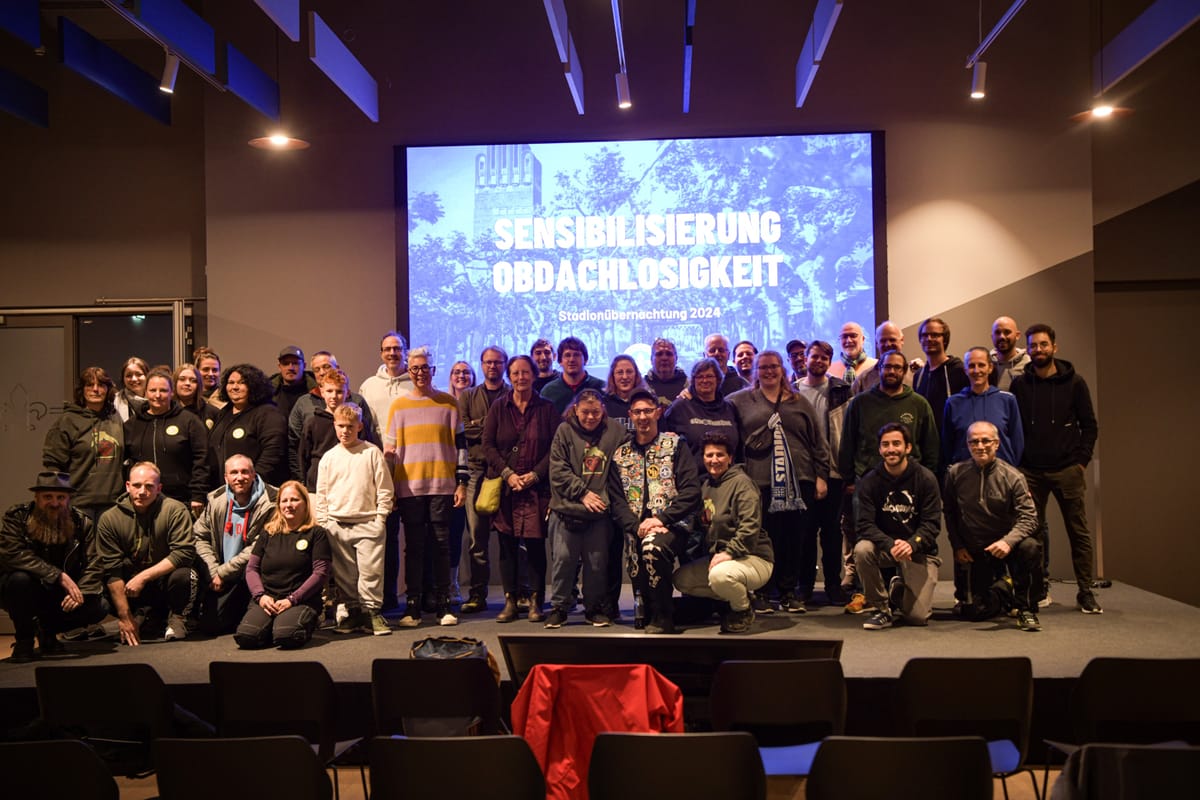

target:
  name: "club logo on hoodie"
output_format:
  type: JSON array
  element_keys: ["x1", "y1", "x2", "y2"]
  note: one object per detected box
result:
[{"x1": 880, "y1": 489, "x2": 917, "y2": 525}]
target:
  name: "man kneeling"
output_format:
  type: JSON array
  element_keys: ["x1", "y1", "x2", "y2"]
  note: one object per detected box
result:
[
  {"x1": 853, "y1": 423, "x2": 942, "y2": 630},
  {"x1": 944, "y1": 421, "x2": 1043, "y2": 631},
  {"x1": 673, "y1": 434, "x2": 773, "y2": 634}
]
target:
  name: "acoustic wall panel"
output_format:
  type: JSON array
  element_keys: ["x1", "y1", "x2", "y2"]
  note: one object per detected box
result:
[
  {"x1": 0, "y1": 0, "x2": 40, "y2": 48},
  {"x1": 307, "y1": 12, "x2": 378, "y2": 122},
  {"x1": 135, "y1": 0, "x2": 217, "y2": 75},
  {"x1": 226, "y1": 43, "x2": 279, "y2": 121},
  {"x1": 58, "y1": 17, "x2": 171, "y2": 125},
  {"x1": 0, "y1": 66, "x2": 48, "y2": 127},
  {"x1": 253, "y1": 0, "x2": 301, "y2": 42}
]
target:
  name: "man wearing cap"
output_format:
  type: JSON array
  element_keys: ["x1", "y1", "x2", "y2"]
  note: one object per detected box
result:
[
  {"x1": 95, "y1": 462, "x2": 195, "y2": 645},
  {"x1": 786, "y1": 338, "x2": 808, "y2": 385},
  {"x1": 271, "y1": 345, "x2": 317, "y2": 420},
  {"x1": 0, "y1": 472, "x2": 107, "y2": 662}
]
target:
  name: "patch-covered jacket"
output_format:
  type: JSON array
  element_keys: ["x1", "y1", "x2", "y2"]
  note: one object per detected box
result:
[{"x1": 606, "y1": 432, "x2": 701, "y2": 536}]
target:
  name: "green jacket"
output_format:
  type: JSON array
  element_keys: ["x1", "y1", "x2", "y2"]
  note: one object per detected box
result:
[
  {"x1": 699, "y1": 465, "x2": 773, "y2": 562},
  {"x1": 838, "y1": 386, "x2": 939, "y2": 480},
  {"x1": 94, "y1": 493, "x2": 195, "y2": 584},
  {"x1": 42, "y1": 403, "x2": 124, "y2": 509}
]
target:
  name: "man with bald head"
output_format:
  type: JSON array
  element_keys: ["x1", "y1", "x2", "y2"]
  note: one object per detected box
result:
[
  {"x1": 990, "y1": 316, "x2": 1032, "y2": 390},
  {"x1": 704, "y1": 333, "x2": 749, "y2": 397},
  {"x1": 851, "y1": 321, "x2": 912, "y2": 395},
  {"x1": 828, "y1": 322, "x2": 876, "y2": 383},
  {"x1": 943, "y1": 421, "x2": 1042, "y2": 631}
]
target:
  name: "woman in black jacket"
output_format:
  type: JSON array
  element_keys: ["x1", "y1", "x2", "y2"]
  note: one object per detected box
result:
[
  {"x1": 124, "y1": 369, "x2": 210, "y2": 514},
  {"x1": 208, "y1": 364, "x2": 289, "y2": 489}
]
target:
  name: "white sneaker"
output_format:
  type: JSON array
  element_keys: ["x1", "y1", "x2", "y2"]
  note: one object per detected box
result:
[
  {"x1": 1038, "y1": 594, "x2": 1053, "y2": 608},
  {"x1": 335, "y1": 603, "x2": 350, "y2": 624},
  {"x1": 439, "y1": 611, "x2": 459, "y2": 626},
  {"x1": 164, "y1": 614, "x2": 188, "y2": 641}
]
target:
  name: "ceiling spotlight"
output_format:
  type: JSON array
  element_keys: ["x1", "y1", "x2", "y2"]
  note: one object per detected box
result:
[
  {"x1": 1091, "y1": 103, "x2": 1114, "y2": 118},
  {"x1": 159, "y1": 52, "x2": 180, "y2": 94},
  {"x1": 615, "y1": 72, "x2": 631, "y2": 109},
  {"x1": 969, "y1": 61, "x2": 987, "y2": 99},
  {"x1": 248, "y1": 133, "x2": 311, "y2": 150}
]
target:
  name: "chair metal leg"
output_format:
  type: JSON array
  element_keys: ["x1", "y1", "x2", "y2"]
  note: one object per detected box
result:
[
  {"x1": 329, "y1": 766, "x2": 339, "y2": 800},
  {"x1": 360, "y1": 764, "x2": 369, "y2": 799},
  {"x1": 1027, "y1": 767, "x2": 1042, "y2": 800},
  {"x1": 1001, "y1": 773, "x2": 1010, "y2": 800}
]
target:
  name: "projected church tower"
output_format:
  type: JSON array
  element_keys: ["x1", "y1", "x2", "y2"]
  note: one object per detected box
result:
[{"x1": 473, "y1": 144, "x2": 542, "y2": 240}]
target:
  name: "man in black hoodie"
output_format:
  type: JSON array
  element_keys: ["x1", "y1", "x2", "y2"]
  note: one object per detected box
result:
[
  {"x1": 1009, "y1": 323, "x2": 1101, "y2": 614},
  {"x1": 852, "y1": 422, "x2": 942, "y2": 630}
]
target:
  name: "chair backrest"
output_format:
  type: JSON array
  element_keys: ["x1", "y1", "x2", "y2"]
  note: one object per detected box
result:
[
  {"x1": 589, "y1": 732, "x2": 765, "y2": 800},
  {"x1": 1065, "y1": 742, "x2": 1200, "y2": 799},
  {"x1": 0, "y1": 739, "x2": 119, "y2": 800},
  {"x1": 1072, "y1": 658, "x2": 1200, "y2": 745},
  {"x1": 896, "y1": 656, "x2": 1032, "y2": 759},
  {"x1": 35, "y1": 663, "x2": 177, "y2": 776},
  {"x1": 709, "y1": 658, "x2": 846, "y2": 746},
  {"x1": 154, "y1": 736, "x2": 331, "y2": 800},
  {"x1": 370, "y1": 735, "x2": 543, "y2": 800},
  {"x1": 807, "y1": 736, "x2": 993, "y2": 800},
  {"x1": 371, "y1": 657, "x2": 503, "y2": 735},
  {"x1": 208, "y1": 661, "x2": 339, "y2": 760}
]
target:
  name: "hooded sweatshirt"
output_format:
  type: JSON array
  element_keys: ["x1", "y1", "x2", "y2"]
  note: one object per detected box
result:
[
  {"x1": 645, "y1": 367, "x2": 688, "y2": 405},
  {"x1": 941, "y1": 385, "x2": 1024, "y2": 468},
  {"x1": 124, "y1": 401, "x2": 210, "y2": 505},
  {"x1": 94, "y1": 493, "x2": 194, "y2": 583},
  {"x1": 662, "y1": 388, "x2": 743, "y2": 464},
  {"x1": 839, "y1": 385, "x2": 939, "y2": 480},
  {"x1": 42, "y1": 402, "x2": 124, "y2": 510},
  {"x1": 548, "y1": 416, "x2": 629, "y2": 520},
  {"x1": 194, "y1": 477, "x2": 278, "y2": 581},
  {"x1": 854, "y1": 458, "x2": 941, "y2": 558},
  {"x1": 1009, "y1": 358, "x2": 1098, "y2": 471},
  {"x1": 359, "y1": 365, "x2": 412, "y2": 444},
  {"x1": 699, "y1": 464, "x2": 773, "y2": 562},
  {"x1": 913, "y1": 354, "x2": 969, "y2": 436}
]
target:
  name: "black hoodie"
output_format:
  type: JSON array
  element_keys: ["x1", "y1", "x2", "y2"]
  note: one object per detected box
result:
[
  {"x1": 124, "y1": 402, "x2": 210, "y2": 505},
  {"x1": 1009, "y1": 358, "x2": 1098, "y2": 471}
]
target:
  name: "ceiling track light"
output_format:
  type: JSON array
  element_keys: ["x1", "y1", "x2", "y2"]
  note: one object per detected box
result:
[
  {"x1": 970, "y1": 61, "x2": 987, "y2": 99},
  {"x1": 615, "y1": 72, "x2": 631, "y2": 109},
  {"x1": 159, "y1": 52, "x2": 179, "y2": 94}
]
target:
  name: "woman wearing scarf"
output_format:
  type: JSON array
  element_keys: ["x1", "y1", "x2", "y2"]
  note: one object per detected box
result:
[{"x1": 728, "y1": 350, "x2": 829, "y2": 615}]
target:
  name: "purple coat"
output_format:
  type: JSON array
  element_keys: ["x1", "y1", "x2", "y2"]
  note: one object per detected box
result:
[{"x1": 482, "y1": 393, "x2": 558, "y2": 539}]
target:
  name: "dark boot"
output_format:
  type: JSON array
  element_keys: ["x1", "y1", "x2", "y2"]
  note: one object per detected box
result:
[
  {"x1": 9, "y1": 639, "x2": 37, "y2": 663},
  {"x1": 37, "y1": 625, "x2": 64, "y2": 656},
  {"x1": 527, "y1": 593, "x2": 545, "y2": 623},
  {"x1": 496, "y1": 594, "x2": 518, "y2": 623}
]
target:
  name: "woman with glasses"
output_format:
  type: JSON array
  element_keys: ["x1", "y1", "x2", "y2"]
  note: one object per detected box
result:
[
  {"x1": 662, "y1": 357, "x2": 742, "y2": 464},
  {"x1": 727, "y1": 350, "x2": 829, "y2": 615}
]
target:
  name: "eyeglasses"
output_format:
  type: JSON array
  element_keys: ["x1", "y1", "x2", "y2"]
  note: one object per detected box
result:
[
  {"x1": 482, "y1": 359, "x2": 505, "y2": 366},
  {"x1": 919, "y1": 331, "x2": 945, "y2": 339},
  {"x1": 629, "y1": 408, "x2": 657, "y2": 418},
  {"x1": 450, "y1": 369, "x2": 472, "y2": 376},
  {"x1": 967, "y1": 438, "x2": 997, "y2": 447},
  {"x1": 756, "y1": 364, "x2": 782, "y2": 372},
  {"x1": 409, "y1": 365, "x2": 434, "y2": 375}
]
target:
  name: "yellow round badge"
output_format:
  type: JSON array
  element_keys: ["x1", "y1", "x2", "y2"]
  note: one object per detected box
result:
[
  {"x1": 232, "y1": 428, "x2": 245, "y2": 439},
  {"x1": 296, "y1": 538, "x2": 309, "y2": 551},
  {"x1": 206, "y1": 419, "x2": 214, "y2": 430},
  {"x1": 166, "y1": 425, "x2": 179, "y2": 436}
]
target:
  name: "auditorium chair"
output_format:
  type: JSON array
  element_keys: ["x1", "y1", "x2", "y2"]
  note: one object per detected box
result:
[
  {"x1": 807, "y1": 736, "x2": 993, "y2": 800},
  {"x1": 154, "y1": 736, "x2": 331, "y2": 800},
  {"x1": 588, "y1": 731, "x2": 765, "y2": 800},
  {"x1": 369, "y1": 735, "x2": 543, "y2": 799}
]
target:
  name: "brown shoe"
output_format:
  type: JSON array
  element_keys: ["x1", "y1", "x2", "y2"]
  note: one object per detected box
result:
[
  {"x1": 497, "y1": 595, "x2": 518, "y2": 623},
  {"x1": 844, "y1": 592, "x2": 868, "y2": 614},
  {"x1": 527, "y1": 593, "x2": 546, "y2": 623}
]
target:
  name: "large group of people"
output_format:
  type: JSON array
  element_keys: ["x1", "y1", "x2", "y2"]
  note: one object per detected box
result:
[{"x1": 0, "y1": 314, "x2": 1102, "y2": 662}]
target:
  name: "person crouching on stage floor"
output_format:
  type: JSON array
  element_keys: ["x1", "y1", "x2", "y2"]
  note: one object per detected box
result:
[
  {"x1": 673, "y1": 433, "x2": 773, "y2": 635},
  {"x1": 95, "y1": 462, "x2": 195, "y2": 645},
  {"x1": 170, "y1": 454, "x2": 276, "y2": 637},
  {"x1": 544, "y1": 388, "x2": 628, "y2": 629},
  {"x1": 235, "y1": 481, "x2": 331, "y2": 649},
  {"x1": 943, "y1": 421, "x2": 1043, "y2": 632},
  {"x1": 0, "y1": 472, "x2": 108, "y2": 663},
  {"x1": 607, "y1": 389, "x2": 701, "y2": 634},
  {"x1": 853, "y1": 423, "x2": 942, "y2": 631}
]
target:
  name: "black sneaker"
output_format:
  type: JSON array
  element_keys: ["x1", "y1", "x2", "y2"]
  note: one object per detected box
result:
[
  {"x1": 862, "y1": 608, "x2": 894, "y2": 630},
  {"x1": 780, "y1": 593, "x2": 807, "y2": 614},
  {"x1": 460, "y1": 594, "x2": 487, "y2": 614},
  {"x1": 751, "y1": 594, "x2": 773, "y2": 614},
  {"x1": 585, "y1": 611, "x2": 612, "y2": 628},
  {"x1": 720, "y1": 608, "x2": 754, "y2": 634},
  {"x1": 544, "y1": 608, "x2": 569, "y2": 629},
  {"x1": 645, "y1": 616, "x2": 676, "y2": 635},
  {"x1": 888, "y1": 576, "x2": 905, "y2": 611},
  {"x1": 1078, "y1": 591, "x2": 1103, "y2": 614},
  {"x1": 1017, "y1": 610, "x2": 1042, "y2": 631}
]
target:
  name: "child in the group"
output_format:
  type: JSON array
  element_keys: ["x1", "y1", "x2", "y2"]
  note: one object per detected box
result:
[
  {"x1": 315, "y1": 402, "x2": 395, "y2": 636},
  {"x1": 299, "y1": 370, "x2": 350, "y2": 490}
]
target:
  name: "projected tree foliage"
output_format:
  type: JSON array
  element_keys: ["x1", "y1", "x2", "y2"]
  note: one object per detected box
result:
[{"x1": 406, "y1": 134, "x2": 876, "y2": 372}]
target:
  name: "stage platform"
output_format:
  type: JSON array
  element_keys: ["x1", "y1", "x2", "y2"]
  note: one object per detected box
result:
[{"x1": 3, "y1": 580, "x2": 1198, "y2": 741}]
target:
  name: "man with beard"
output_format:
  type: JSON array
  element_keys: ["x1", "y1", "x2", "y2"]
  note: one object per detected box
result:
[
  {"x1": 95, "y1": 462, "x2": 195, "y2": 645},
  {"x1": 786, "y1": 339, "x2": 808, "y2": 385},
  {"x1": 853, "y1": 423, "x2": 942, "y2": 630},
  {"x1": 459, "y1": 346, "x2": 510, "y2": 613},
  {"x1": 271, "y1": 346, "x2": 318, "y2": 420},
  {"x1": 851, "y1": 321, "x2": 911, "y2": 395},
  {"x1": 530, "y1": 338, "x2": 560, "y2": 393},
  {"x1": 645, "y1": 337, "x2": 687, "y2": 405},
  {"x1": 0, "y1": 472, "x2": 107, "y2": 662},
  {"x1": 827, "y1": 322, "x2": 875, "y2": 383},
  {"x1": 1010, "y1": 324, "x2": 1101, "y2": 614},
  {"x1": 990, "y1": 316, "x2": 1032, "y2": 391},
  {"x1": 171, "y1": 454, "x2": 277, "y2": 636},
  {"x1": 795, "y1": 340, "x2": 853, "y2": 604}
]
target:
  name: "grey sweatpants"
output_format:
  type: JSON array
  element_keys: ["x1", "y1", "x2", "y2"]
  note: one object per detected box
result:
[{"x1": 853, "y1": 539, "x2": 941, "y2": 625}]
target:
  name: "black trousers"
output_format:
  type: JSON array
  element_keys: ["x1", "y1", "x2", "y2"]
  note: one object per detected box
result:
[
  {"x1": 399, "y1": 495, "x2": 452, "y2": 601},
  {"x1": 627, "y1": 528, "x2": 684, "y2": 624},
  {"x1": 234, "y1": 601, "x2": 320, "y2": 649},
  {"x1": 798, "y1": 478, "x2": 845, "y2": 594},
  {"x1": 0, "y1": 570, "x2": 107, "y2": 641},
  {"x1": 958, "y1": 537, "x2": 1043, "y2": 619},
  {"x1": 760, "y1": 482, "x2": 816, "y2": 598},
  {"x1": 168, "y1": 562, "x2": 250, "y2": 635}
]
